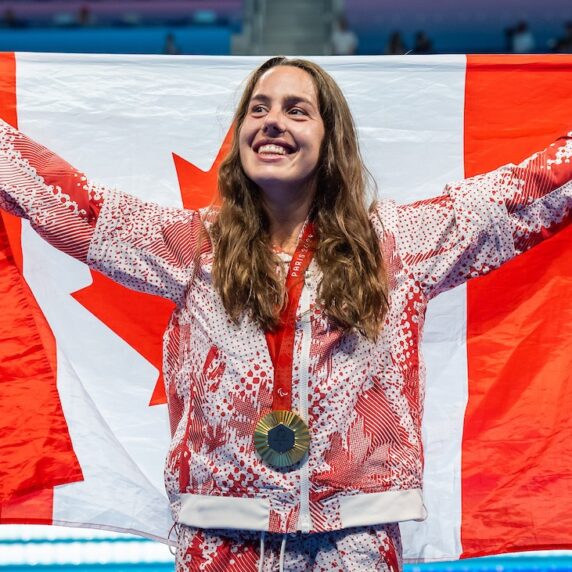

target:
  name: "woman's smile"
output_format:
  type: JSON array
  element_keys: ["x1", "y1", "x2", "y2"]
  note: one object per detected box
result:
[{"x1": 253, "y1": 139, "x2": 296, "y2": 161}]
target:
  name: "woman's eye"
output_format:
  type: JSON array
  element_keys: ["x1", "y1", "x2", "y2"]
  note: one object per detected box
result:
[
  {"x1": 251, "y1": 105, "x2": 266, "y2": 114},
  {"x1": 289, "y1": 107, "x2": 306, "y2": 116}
]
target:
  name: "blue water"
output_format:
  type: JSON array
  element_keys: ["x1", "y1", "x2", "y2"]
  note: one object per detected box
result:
[
  {"x1": 407, "y1": 555, "x2": 572, "y2": 571},
  {"x1": 0, "y1": 567, "x2": 171, "y2": 572},
  {"x1": 2, "y1": 557, "x2": 572, "y2": 571}
]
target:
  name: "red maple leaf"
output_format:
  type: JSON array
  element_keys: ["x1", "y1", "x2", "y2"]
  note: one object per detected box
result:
[
  {"x1": 72, "y1": 126, "x2": 234, "y2": 405},
  {"x1": 313, "y1": 419, "x2": 391, "y2": 496}
]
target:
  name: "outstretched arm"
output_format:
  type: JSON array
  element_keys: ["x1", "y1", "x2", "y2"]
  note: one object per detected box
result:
[
  {"x1": 0, "y1": 119, "x2": 204, "y2": 305},
  {"x1": 0, "y1": 119, "x2": 103, "y2": 262},
  {"x1": 395, "y1": 134, "x2": 572, "y2": 300}
]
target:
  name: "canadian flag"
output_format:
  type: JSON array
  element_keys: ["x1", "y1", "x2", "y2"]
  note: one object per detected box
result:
[{"x1": 0, "y1": 53, "x2": 570, "y2": 562}]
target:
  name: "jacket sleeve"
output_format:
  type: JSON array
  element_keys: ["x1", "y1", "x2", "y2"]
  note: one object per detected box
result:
[
  {"x1": 395, "y1": 134, "x2": 572, "y2": 300},
  {"x1": 0, "y1": 119, "x2": 203, "y2": 305}
]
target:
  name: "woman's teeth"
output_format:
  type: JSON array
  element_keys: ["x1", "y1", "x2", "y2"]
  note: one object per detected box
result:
[{"x1": 258, "y1": 144, "x2": 287, "y2": 155}]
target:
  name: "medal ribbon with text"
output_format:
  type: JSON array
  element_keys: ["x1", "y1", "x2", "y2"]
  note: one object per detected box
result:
[{"x1": 265, "y1": 222, "x2": 316, "y2": 412}]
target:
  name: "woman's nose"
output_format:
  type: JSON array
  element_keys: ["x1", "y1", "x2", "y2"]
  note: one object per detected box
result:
[{"x1": 263, "y1": 109, "x2": 285, "y2": 134}]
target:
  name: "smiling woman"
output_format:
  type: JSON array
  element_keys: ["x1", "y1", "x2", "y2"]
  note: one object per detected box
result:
[{"x1": 0, "y1": 55, "x2": 571, "y2": 572}]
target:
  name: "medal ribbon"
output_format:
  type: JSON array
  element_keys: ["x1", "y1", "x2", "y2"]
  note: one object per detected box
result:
[{"x1": 265, "y1": 222, "x2": 316, "y2": 412}]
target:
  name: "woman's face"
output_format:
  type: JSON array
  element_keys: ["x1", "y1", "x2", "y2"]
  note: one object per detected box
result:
[{"x1": 239, "y1": 66, "x2": 325, "y2": 197}]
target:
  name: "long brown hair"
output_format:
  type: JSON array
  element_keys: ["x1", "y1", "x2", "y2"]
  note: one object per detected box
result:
[{"x1": 212, "y1": 57, "x2": 388, "y2": 340}]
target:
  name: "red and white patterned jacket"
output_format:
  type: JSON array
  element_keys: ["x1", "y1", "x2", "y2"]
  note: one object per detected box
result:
[{"x1": 0, "y1": 119, "x2": 571, "y2": 534}]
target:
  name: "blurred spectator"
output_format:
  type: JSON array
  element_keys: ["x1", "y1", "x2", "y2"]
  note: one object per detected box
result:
[
  {"x1": 332, "y1": 15, "x2": 358, "y2": 55},
  {"x1": 1, "y1": 8, "x2": 25, "y2": 29},
  {"x1": 163, "y1": 32, "x2": 182, "y2": 55},
  {"x1": 385, "y1": 31, "x2": 407, "y2": 55},
  {"x1": 193, "y1": 10, "x2": 218, "y2": 25},
  {"x1": 413, "y1": 31, "x2": 433, "y2": 54},
  {"x1": 78, "y1": 4, "x2": 95, "y2": 27},
  {"x1": 52, "y1": 12, "x2": 76, "y2": 28},
  {"x1": 552, "y1": 21, "x2": 572, "y2": 53},
  {"x1": 511, "y1": 20, "x2": 535, "y2": 53},
  {"x1": 504, "y1": 26, "x2": 515, "y2": 52},
  {"x1": 120, "y1": 12, "x2": 143, "y2": 27}
]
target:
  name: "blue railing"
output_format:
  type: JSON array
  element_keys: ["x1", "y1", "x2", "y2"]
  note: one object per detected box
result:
[{"x1": 0, "y1": 26, "x2": 232, "y2": 55}]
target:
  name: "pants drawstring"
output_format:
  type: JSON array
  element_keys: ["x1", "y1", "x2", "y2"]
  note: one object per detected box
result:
[
  {"x1": 167, "y1": 522, "x2": 179, "y2": 557},
  {"x1": 258, "y1": 531, "x2": 266, "y2": 572},
  {"x1": 279, "y1": 534, "x2": 287, "y2": 572},
  {"x1": 258, "y1": 532, "x2": 287, "y2": 572}
]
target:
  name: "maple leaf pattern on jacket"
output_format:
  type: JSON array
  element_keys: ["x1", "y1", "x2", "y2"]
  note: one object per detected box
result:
[
  {"x1": 229, "y1": 384, "x2": 272, "y2": 442},
  {"x1": 315, "y1": 418, "x2": 392, "y2": 492}
]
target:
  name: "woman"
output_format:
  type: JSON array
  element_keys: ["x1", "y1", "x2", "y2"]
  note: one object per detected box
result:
[{"x1": 0, "y1": 56, "x2": 571, "y2": 571}]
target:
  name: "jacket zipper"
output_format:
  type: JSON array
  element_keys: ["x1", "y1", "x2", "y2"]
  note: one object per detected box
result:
[{"x1": 298, "y1": 276, "x2": 312, "y2": 532}]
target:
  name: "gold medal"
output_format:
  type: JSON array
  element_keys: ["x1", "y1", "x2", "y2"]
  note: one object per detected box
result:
[{"x1": 254, "y1": 410, "x2": 310, "y2": 468}]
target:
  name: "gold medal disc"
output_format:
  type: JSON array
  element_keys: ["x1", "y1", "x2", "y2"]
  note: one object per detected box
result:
[{"x1": 254, "y1": 410, "x2": 310, "y2": 468}]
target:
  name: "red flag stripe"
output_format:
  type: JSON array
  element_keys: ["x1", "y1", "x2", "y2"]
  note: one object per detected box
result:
[
  {"x1": 0, "y1": 488, "x2": 54, "y2": 525},
  {"x1": 0, "y1": 52, "x2": 83, "y2": 523},
  {"x1": 462, "y1": 55, "x2": 572, "y2": 558}
]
